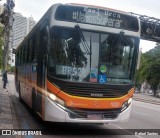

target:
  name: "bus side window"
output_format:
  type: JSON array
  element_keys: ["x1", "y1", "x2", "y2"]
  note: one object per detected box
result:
[
  {"x1": 22, "y1": 46, "x2": 24, "y2": 64},
  {"x1": 40, "y1": 20, "x2": 49, "y2": 56},
  {"x1": 28, "y1": 39, "x2": 33, "y2": 62},
  {"x1": 33, "y1": 33, "x2": 38, "y2": 62},
  {"x1": 28, "y1": 34, "x2": 37, "y2": 63},
  {"x1": 26, "y1": 41, "x2": 29, "y2": 63},
  {"x1": 16, "y1": 52, "x2": 19, "y2": 66},
  {"x1": 19, "y1": 48, "x2": 21, "y2": 65},
  {"x1": 18, "y1": 52, "x2": 20, "y2": 66},
  {"x1": 23, "y1": 45, "x2": 27, "y2": 64},
  {"x1": 40, "y1": 28, "x2": 48, "y2": 54},
  {"x1": 31, "y1": 34, "x2": 36, "y2": 62},
  {"x1": 24, "y1": 44, "x2": 27, "y2": 63}
]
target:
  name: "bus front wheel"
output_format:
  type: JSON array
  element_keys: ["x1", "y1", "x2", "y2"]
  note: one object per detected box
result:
[
  {"x1": 18, "y1": 82, "x2": 22, "y2": 103},
  {"x1": 32, "y1": 89, "x2": 42, "y2": 122}
]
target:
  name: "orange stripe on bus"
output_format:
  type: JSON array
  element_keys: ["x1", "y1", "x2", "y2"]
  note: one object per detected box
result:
[
  {"x1": 46, "y1": 79, "x2": 134, "y2": 109},
  {"x1": 57, "y1": 88, "x2": 134, "y2": 109},
  {"x1": 47, "y1": 80, "x2": 60, "y2": 95}
]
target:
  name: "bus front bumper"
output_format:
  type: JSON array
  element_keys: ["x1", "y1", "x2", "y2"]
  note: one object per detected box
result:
[{"x1": 44, "y1": 97, "x2": 131, "y2": 123}]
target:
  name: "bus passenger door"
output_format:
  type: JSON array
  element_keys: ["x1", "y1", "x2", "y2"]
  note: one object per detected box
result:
[{"x1": 37, "y1": 22, "x2": 49, "y2": 116}]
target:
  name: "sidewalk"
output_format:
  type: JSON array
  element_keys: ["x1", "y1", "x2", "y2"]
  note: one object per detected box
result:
[
  {"x1": 0, "y1": 75, "x2": 19, "y2": 133},
  {"x1": 133, "y1": 92, "x2": 160, "y2": 105},
  {"x1": 0, "y1": 75, "x2": 14, "y2": 129}
]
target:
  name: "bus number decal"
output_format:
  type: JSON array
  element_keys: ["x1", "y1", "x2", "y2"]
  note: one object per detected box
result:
[{"x1": 56, "y1": 65, "x2": 82, "y2": 76}]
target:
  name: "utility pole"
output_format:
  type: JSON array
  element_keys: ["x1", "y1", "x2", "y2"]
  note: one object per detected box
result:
[{"x1": 0, "y1": 0, "x2": 15, "y2": 71}]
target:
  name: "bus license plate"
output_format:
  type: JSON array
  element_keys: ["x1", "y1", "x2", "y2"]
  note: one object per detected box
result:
[{"x1": 87, "y1": 114, "x2": 103, "y2": 120}]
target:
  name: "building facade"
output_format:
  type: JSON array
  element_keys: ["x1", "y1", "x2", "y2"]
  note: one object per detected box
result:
[
  {"x1": 11, "y1": 13, "x2": 37, "y2": 49},
  {"x1": 9, "y1": 12, "x2": 36, "y2": 66}
]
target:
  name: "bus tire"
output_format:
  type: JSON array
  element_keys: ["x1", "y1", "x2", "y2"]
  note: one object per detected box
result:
[
  {"x1": 32, "y1": 88, "x2": 36, "y2": 113},
  {"x1": 18, "y1": 82, "x2": 23, "y2": 103},
  {"x1": 32, "y1": 89, "x2": 42, "y2": 122}
]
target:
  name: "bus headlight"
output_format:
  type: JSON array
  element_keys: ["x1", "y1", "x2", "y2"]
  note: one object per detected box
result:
[
  {"x1": 128, "y1": 97, "x2": 132, "y2": 105},
  {"x1": 49, "y1": 93, "x2": 65, "y2": 106},
  {"x1": 121, "y1": 97, "x2": 132, "y2": 112}
]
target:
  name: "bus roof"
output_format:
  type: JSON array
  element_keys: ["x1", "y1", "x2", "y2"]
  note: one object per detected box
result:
[{"x1": 68, "y1": 3, "x2": 129, "y2": 14}]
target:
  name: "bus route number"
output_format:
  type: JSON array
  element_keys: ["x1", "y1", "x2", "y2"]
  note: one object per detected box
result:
[{"x1": 56, "y1": 65, "x2": 82, "y2": 76}]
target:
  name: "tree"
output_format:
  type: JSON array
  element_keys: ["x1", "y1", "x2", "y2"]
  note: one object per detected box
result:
[
  {"x1": 0, "y1": 26, "x2": 4, "y2": 70},
  {"x1": 136, "y1": 43, "x2": 160, "y2": 96},
  {"x1": 146, "y1": 56, "x2": 160, "y2": 96}
]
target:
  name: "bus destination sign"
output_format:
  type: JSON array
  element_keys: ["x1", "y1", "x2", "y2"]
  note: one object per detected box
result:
[{"x1": 55, "y1": 5, "x2": 139, "y2": 31}]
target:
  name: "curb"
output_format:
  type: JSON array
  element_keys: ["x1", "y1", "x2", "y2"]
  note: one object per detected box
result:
[
  {"x1": 0, "y1": 76, "x2": 20, "y2": 138},
  {"x1": 133, "y1": 95, "x2": 160, "y2": 105}
]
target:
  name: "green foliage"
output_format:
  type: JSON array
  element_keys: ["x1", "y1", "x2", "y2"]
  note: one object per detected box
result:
[
  {"x1": 136, "y1": 43, "x2": 160, "y2": 94},
  {"x1": 7, "y1": 64, "x2": 15, "y2": 73},
  {"x1": 146, "y1": 57, "x2": 160, "y2": 92},
  {"x1": 0, "y1": 26, "x2": 4, "y2": 70}
]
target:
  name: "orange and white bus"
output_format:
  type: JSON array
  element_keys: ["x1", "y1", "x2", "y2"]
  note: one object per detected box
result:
[{"x1": 15, "y1": 3, "x2": 140, "y2": 123}]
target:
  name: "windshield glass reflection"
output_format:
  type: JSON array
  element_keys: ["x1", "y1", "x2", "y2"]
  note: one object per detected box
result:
[{"x1": 48, "y1": 27, "x2": 138, "y2": 84}]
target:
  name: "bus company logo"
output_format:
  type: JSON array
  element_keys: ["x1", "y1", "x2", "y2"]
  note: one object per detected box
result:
[
  {"x1": 67, "y1": 101, "x2": 87, "y2": 107},
  {"x1": 111, "y1": 102, "x2": 120, "y2": 107},
  {"x1": 91, "y1": 93, "x2": 103, "y2": 97},
  {"x1": 68, "y1": 101, "x2": 74, "y2": 106},
  {"x1": 93, "y1": 100, "x2": 100, "y2": 106}
]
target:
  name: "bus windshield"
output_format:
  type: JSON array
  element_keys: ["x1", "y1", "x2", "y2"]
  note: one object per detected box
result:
[{"x1": 48, "y1": 27, "x2": 139, "y2": 84}]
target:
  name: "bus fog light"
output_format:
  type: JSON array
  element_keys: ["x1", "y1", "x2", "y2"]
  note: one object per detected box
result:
[{"x1": 49, "y1": 93, "x2": 65, "y2": 106}]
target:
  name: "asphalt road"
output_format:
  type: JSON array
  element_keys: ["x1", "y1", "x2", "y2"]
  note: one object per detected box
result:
[{"x1": 7, "y1": 75, "x2": 160, "y2": 138}]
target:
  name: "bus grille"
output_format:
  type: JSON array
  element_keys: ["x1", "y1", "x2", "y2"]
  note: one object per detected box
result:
[
  {"x1": 68, "y1": 108, "x2": 121, "y2": 119},
  {"x1": 48, "y1": 76, "x2": 133, "y2": 98},
  {"x1": 61, "y1": 84, "x2": 131, "y2": 98}
]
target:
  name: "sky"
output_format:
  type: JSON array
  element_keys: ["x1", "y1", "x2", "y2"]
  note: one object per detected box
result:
[{"x1": 1, "y1": 0, "x2": 160, "y2": 53}]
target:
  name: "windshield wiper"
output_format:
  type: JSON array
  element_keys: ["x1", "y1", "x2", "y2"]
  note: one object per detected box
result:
[
  {"x1": 75, "y1": 24, "x2": 90, "y2": 55},
  {"x1": 110, "y1": 31, "x2": 125, "y2": 62},
  {"x1": 115, "y1": 31, "x2": 125, "y2": 46}
]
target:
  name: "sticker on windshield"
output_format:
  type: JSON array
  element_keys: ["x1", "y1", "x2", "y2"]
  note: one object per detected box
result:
[
  {"x1": 100, "y1": 65, "x2": 107, "y2": 73},
  {"x1": 98, "y1": 75, "x2": 107, "y2": 84},
  {"x1": 89, "y1": 68, "x2": 98, "y2": 82},
  {"x1": 56, "y1": 65, "x2": 82, "y2": 76}
]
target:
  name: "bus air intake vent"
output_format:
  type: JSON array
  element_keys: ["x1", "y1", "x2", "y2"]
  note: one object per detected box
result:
[
  {"x1": 68, "y1": 108, "x2": 121, "y2": 119},
  {"x1": 48, "y1": 76, "x2": 133, "y2": 98},
  {"x1": 61, "y1": 83, "x2": 132, "y2": 98}
]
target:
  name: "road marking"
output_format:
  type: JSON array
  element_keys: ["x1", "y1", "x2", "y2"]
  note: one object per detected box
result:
[
  {"x1": 132, "y1": 110, "x2": 149, "y2": 117},
  {"x1": 104, "y1": 123, "x2": 144, "y2": 138}
]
